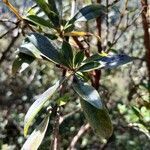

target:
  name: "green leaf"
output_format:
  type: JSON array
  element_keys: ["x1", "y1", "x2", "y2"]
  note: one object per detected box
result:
[
  {"x1": 70, "y1": 4, "x2": 106, "y2": 23},
  {"x1": 36, "y1": 0, "x2": 60, "y2": 27},
  {"x1": 22, "y1": 116, "x2": 49, "y2": 150},
  {"x1": 27, "y1": 15, "x2": 53, "y2": 28},
  {"x1": 74, "y1": 51, "x2": 84, "y2": 67},
  {"x1": 26, "y1": 33, "x2": 61, "y2": 64},
  {"x1": 56, "y1": 94, "x2": 70, "y2": 106},
  {"x1": 72, "y1": 76, "x2": 103, "y2": 109},
  {"x1": 24, "y1": 78, "x2": 66, "y2": 136},
  {"x1": 84, "y1": 53, "x2": 134, "y2": 69},
  {"x1": 19, "y1": 42, "x2": 42, "y2": 59},
  {"x1": 12, "y1": 53, "x2": 35, "y2": 74},
  {"x1": 48, "y1": 0, "x2": 59, "y2": 15},
  {"x1": 77, "y1": 61, "x2": 100, "y2": 72},
  {"x1": 80, "y1": 99, "x2": 113, "y2": 142},
  {"x1": 61, "y1": 41, "x2": 73, "y2": 67},
  {"x1": 44, "y1": 33, "x2": 58, "y2": 40}
]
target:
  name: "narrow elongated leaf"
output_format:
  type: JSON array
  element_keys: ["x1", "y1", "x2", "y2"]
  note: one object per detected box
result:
[
  {"x1": 48, "y1": 0, "x2": 59, "y2": 15},
  {"x1": 12, "y1": 53, "x2": 35, "y2": 74},
  {"x1": 64, "y1": 31, "x2": 91, "y2": 37},
  {"x1": 72, "y1": 76, "x2": 103, "y2": 109},
  {"x1": 84, "y1": 53, "x2": 134, "y2": 69},
  {"x1": 26, "y1": 33, "x2": 61, "y2": 64},
  {"x1": 61, "y1": 41, "x2": 73, "y2": 67},
  {"x1": 24, "y1": 78, "x2": 66, "y2": 136},
  {"x1": 77, "y1": 61, "x2": 100, "y2": 72},
  {"x1": 36, "y1": 0, "x2": 60, "y2": 27},
  {"x1": 22, "y1": 116, "x2": 49, "y2": 150},
  {"x1": 27, "y1": 15, "x2": 53, "y2": 28},
  {"x1": 74, "y1": 51, "x2": 84, "y2": 67},
  {"x1": 70, "y1": 4, "x2": 106, "y2": 23}
]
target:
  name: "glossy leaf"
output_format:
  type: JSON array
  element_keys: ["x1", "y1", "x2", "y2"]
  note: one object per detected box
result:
[
  {"x1": 19, "y1": 42, "x2": 42, "y2": 59},
  {"x1": 74, "y1": 51, "x2": 84, "y2": 67},
  {"x1": 22, "y1": 116, "x2": 49, "y2": 150},
  {"x1": 27, "y1": 15, "x2": 53, "y2": 28},
  {"x1": 36, "y1": 0, "x2": 60, "y2": 27},
  {"x1": 72, "y1": 76, "x2": 103, "y2": 109},
  {"x1": 84, "y1": 53, "x2": 134, "y2": 69},
  {"x1": 61, "y1": 41, "x2": 73, "y2": 67},
  {"x1": 70, "y1": 4, "x2": 106, "y2": 23},
  {"x1": 12, "y1": 53, "x2": 35, "y2": 74},
  {"x1": 24, "y1": 78, "x2": 66, "y2": 136},
  {"x1": 77, "y1": 61, "x2": 100, "y2": 72},
  {"x1": 26, "y1": 33, "x2": 61, "y2": 64}
]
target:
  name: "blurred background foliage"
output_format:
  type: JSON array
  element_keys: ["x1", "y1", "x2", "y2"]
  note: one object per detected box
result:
[{"x1": 0, "y1": 0, "x2": 150, "y2": 149}]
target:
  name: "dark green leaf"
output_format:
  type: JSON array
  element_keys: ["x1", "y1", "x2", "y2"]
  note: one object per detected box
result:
[
  {"x1": 70, "y1": 4, "x2": 106, "y2": 23},
  {"x1": 24, "y1": 78, "x2": 66, "y2": 136},
  {"x1": 48, "y1": 0, "x2": 59, "y2": 15},
  {"x1": 80, "y1": 99, "x2": 113, "y2": 142},
  {"x1": 26, "y1": 33, "x2": 61, "y2": 64},
  {"x1": 77, "y1": 61, "x2": 100, "y2": 72},
  {"x1": 12, "y1": 53, "x2": 35, "y2": 74},
  {"x1": 84, "y1": 53, "x2": 103, "y2": 63},
  {"x1": 44, "y1": 33, "x2": 58, "y2": 40},
  {"x1": 61, "y1": 41, "x2": 73, "y2": 67},
  {"x1": 74, "y1": 51, "x2": 84, "y2": 67},
  {"x1": 27, "y1": 15, "x2": 53, "y2": 28},
  {"x1": 22, "y1": 116, "x2": 49, "y2": 150},
  {"x1": 72, "y1": 76, "x2": 103, "y2": 109},
  {"x1": 36, "y1": 0, "x2": 60, "y2": 27}
]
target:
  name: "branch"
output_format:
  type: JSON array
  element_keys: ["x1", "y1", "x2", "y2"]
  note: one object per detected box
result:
[
  {"x1": 107, "y1": 8, "x2": 144, "y2": 52},
  {"x1": 141, "y1": 0, "x2": 150, "y2": 88},
  {"x1": 2, "y1": 0, "x2": 23, "y2": 20},
  {"x1": 67, "y1": 123, "x2": 90, "y2": 150},
  {"x1": 0, "y1": 32, "x2": 20, "y2": 64}
]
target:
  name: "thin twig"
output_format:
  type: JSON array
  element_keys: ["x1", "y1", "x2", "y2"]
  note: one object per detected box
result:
[
  {"x1": 0, "y1": 32, "x2": 20, "y2": 64},
  {"x1": 59, "y1": 108, "x2": 81, "y2": 124},
  {"x1": 107, "y1": 8, "x2": 144, "y2": 52},
  {"x1": 2, "y1": 0, "x2": 23, "y2": 21},
  {"x1": 112, "y1": 0, "x2": 129, "y2": 43},
  {"x1": 67, "y1": 123, "x2": 90, "y2": 150}
]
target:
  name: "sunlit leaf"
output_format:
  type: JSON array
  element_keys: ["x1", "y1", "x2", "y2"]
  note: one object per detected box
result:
[
  {"x1": 70, "y1": 4, "x2": 106, "y2": 23},
  {"x1": 24, "y1": 78, "x2": 66, "y2": 136},
  {"x1": 84, "y1": 53, "x2": 135, "y2": 69},
  {"x1": 72, "y1": 76, "x2": 103, "y2": 109},
  {"x1": 26, "y1": 33, "x2": 61, "y2": 64},
  {"x1": 19, "y1": 42, "x2": 42, "y2": 59},
  {"x1": 77, "y1": 61, "x2": 100, "y2": 72},
  {"x1": 64, "y1": 31, "x2": 91, "y2": 37},
  {"x1": 12, "y1": 53, "x2": 35, "y2": 74},
  {"x1": 56, "y1": 94, "x2": 70, "y2": 106},
  {"x1": 22, "y1": 116, "x2": 49, "y2": 150}
]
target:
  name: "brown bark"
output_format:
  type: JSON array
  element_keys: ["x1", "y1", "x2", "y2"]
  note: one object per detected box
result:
[{"x1": 141, "y1": 0, "x2": 150, "y2": 80}]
